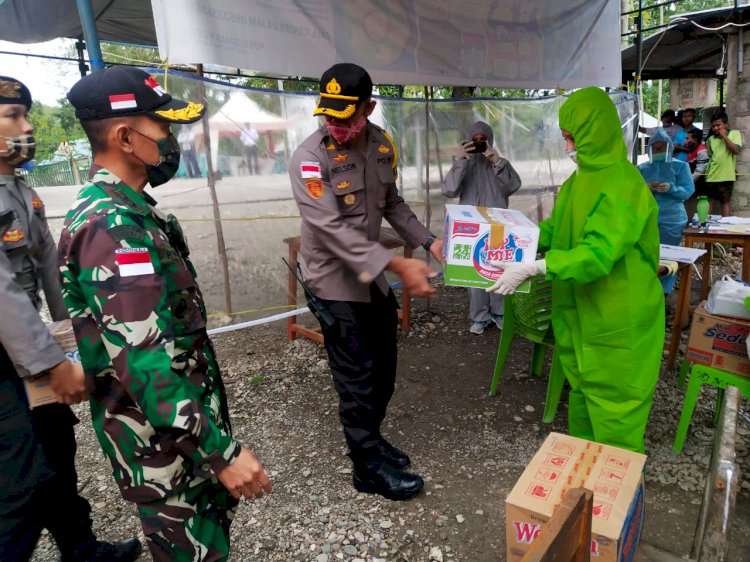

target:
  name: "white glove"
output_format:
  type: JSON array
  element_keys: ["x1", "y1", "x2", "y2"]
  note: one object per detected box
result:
[
  {"x1": 484, "y1": 147, "x2": 502, "y2": 165},
  {"x1": 654, "y1": 182, "x2": 671, "y2": 193},
  {"x1": 485, "y1": 260, "x2": 546, "y2": 295}
]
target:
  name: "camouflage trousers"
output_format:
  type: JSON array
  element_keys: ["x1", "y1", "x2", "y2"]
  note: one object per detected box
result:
[{"x1": 139, "y1": 481, "x2": 239, "y2": 562}]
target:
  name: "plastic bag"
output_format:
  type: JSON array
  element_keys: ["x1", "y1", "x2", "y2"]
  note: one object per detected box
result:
[{"x1": 706, "y1": 275, "x2": 750, "y2": 321}]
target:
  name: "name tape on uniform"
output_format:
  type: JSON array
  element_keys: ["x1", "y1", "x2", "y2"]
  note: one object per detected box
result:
[
  {"x1": 300, "y1": 161, "x2": 321, "y2": 179},
  {"x1": 115, "y1": 247, "x2": 155, "y2": 277}
]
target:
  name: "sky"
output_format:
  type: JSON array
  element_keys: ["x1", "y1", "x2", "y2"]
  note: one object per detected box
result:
[{"x1": 0, "y1": 38, "x2": 82, "y2": 106}]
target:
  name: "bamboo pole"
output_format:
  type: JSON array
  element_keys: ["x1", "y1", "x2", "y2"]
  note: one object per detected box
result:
[{"x1": 196, "y1": 64, "x2": 233, "y2": 315}]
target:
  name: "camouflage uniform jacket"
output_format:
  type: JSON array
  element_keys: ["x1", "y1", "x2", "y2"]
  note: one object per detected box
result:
[{"x1": 57, "y1": 167, "x2": 239, "y2": 509}]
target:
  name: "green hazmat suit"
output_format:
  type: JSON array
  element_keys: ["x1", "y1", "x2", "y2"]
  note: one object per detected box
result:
[{"x1": 539, "y1": 87, "x2": 665, "y2": 453}]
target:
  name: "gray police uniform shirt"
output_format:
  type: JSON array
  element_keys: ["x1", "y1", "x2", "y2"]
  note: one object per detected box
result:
[
  {"x1": 442, "y1": 122, "x2": 522, "y2": 208},
  {"x1": 0, "y1": 174, "x2": 66, "y2": 377},
  {"x1": 289, "y1": 123, "x2": 430, "y2": 302}
]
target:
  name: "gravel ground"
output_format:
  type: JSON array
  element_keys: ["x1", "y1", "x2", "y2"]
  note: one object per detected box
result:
[{"x1": 29, "y1": 262, "x2": 750, "y2": 561}]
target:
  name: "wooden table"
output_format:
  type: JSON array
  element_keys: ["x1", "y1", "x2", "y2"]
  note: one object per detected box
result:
[
  {"x1": 666, "y1": 227, "x2": 750, "y2": 370},
  {"x1": 283, "y1": 228, "x2": 412, "y2": 344}
]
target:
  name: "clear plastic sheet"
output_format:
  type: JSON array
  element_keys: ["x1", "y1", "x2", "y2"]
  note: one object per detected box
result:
[{"x1": 148, "y1": 70, "x2": 638, "y2": 324}]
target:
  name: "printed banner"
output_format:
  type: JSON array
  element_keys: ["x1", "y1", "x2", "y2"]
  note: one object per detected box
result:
[
  {"x1": 669, "y1": 78, "x2": 719, "y2": 109},
  {"x1": 151, "y1": 0, "x2": 621, "y2": 88}
]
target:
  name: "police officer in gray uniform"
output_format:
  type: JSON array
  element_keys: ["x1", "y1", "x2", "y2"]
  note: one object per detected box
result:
[
  {"x1": 0, "y1": 76, "x2": 141, "y2": 562},
  {"x1": 289, "y1": 64, "x2": 442, "y2": 501}
]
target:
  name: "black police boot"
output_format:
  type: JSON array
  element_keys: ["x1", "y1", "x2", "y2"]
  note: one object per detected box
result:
[
  {"x1": 376, "y1": 440, "x2": 411, "y2": 469},
  {"x1": 64, "y1": 538, "x2": 142, "y2": 562},
  {"x1": 352, "y1": 459, "x2": 424, "y2": 501}
]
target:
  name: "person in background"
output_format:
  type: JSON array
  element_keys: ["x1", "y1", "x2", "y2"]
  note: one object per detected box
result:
[
  {"x1": 0, "y1": 75, "x2": 141, "y2": 562},
  {"x1": 486, "y1": 87, "x2": 664, "y2": 454},
  {"x1": 672, "y1": 108, "x2": 701, "y2": 162},
  {"x1": 241, "y1": 125, "x2": 260, "y2": 175},
  {"x1": 60, "y1": 66, "x2": 271, "y2": 561},
  {"x1": 177, "y1": 125, "x2": 201, "y2": 178},
  {"x1": 639, "y1": 109, "x2": 680, "y2": 139},
  {"x1": 705, "y1": 109, "x2": 743, "y2": 217},
  {"x1": 684, "y1": 129, "x2": 710, "y2": 220},
  {"x1": 442, "y1": 121, "x2": 521, "y2": 334},
  {"x1": 637, "y1": 129, "x2": 694, "y2": 293}
]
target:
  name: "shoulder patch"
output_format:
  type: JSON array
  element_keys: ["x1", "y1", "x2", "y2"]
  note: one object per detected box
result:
[
  {"x1": 300, "y1": 161, "x2": 322, "y2": 179},
  {"x1": 378, "y1": 144, "x2": 390, "y2": 154},
  {"x1": 305, "y1": 178, "x2": 324, "y2": 199},
  {"x1": 106, "y1": 224, "x2": 148, "y2": 242}
]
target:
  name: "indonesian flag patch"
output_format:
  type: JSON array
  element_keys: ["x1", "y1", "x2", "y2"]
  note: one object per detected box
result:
[
  {"x1": 300, "y1": 161, "x2": 321, "y2": 179},
  {"x1": 109, "y1": 93, "x2": 138, "y2": 111},
  {"x1": 115, "y1": 248, "x2": 155, "y2": 277}
]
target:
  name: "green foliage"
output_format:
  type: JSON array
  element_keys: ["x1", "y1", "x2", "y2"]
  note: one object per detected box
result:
[
  {"x1": 100, "y1": 43, "x2": 162, "y2": 66},
  {"x1": 28, "y1": 99, "x2": 85, "y2": 162},
  {"x1": 640, "y1": 80, "x2": 672, "y2": 117}
]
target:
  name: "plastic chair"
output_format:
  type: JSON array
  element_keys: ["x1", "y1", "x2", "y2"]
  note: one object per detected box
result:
[
  {"x1": 673, "y1": 363, "x2": 750, "y2": 454},
  {"x1": 489, "y1": 275, "x2": 565, "y2": 423}
]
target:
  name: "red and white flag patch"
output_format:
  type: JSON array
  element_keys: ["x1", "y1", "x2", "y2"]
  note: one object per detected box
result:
[
  {"x1": 300, "y1": 161, "x2": 321, "y2": 179},
  {"x1": 109, "y1": 93, "x2": 138, "y2": 111},
  {"x1": 115, "y1": 248, "x2": 154, "y2": 277},
  {"x1": 145, "y1": 76, "x2": 167, "y2": 96}
]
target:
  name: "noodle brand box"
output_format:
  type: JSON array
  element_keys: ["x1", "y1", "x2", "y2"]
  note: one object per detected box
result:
[
  {"x1": 23, "y1": 320, "x2": 81, "y2": 408},
  {"x1": 443, "y1": 204, "x2": 539, "y2": 292},
  {"x1": 686, "y1": 303, "x2": 750, "y2": 377},
  {"x1": 506, "y1": 433, "x2": 646, "y2": 562}
]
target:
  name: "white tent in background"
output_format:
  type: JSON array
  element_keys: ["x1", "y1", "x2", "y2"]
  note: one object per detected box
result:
[
  {"x1": 208, "y1": 92, "x2": 289, "y2": 134},
  {"x1": 639, "y1": 111, "x2": 660, "y2": 129}
]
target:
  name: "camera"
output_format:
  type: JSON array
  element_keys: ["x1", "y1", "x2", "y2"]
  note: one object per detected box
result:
[{"x1": 466, "y1": 140, "x2": 487, "y2": 154}]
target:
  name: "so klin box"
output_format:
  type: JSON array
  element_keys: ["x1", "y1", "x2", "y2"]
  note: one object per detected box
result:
[
  {"x1": 686, "y1": 303, "x2": 750, "y2": 377},
  {"x1": 23, "y1": 319, "x2": 81, "y2": 409},
  {"x1": 506, "y1": 433, "x2": 646, "y2": 562},
  {"x1": 442, "y1": 204, "x2": 540, "y2": 291}
]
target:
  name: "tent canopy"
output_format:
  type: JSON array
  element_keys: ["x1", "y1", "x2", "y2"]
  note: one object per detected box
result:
[
  {"x1": 207, "y1": 93, "x2": 289, "y2": 135},
  {"x1": 621, "y1": 4, "x2": 750, "y2": 82},
  {"x1": 0, "y1": 0, "x2": 156, "y2": 45}
]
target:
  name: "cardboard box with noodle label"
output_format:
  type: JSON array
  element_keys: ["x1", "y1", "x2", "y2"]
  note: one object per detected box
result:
[
  {"x1": 23, "y1": 319, "x2": 81, "y2": 408},
  {"x1": 506, "y1": 432, "x2": 646, "y2": 562},
  {"x1": 443, "y1": 204, "x2": 540, "y2": 293}
]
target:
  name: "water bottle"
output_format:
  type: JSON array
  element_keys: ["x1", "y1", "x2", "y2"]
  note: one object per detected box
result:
[{"x1": 697, "y1": 196, "x2": 710, "y2": 227}]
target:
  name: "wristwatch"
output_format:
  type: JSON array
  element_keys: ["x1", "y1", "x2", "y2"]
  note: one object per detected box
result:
[{"x1": 422, "y1": 234, "x2": 437, "y2": 251}]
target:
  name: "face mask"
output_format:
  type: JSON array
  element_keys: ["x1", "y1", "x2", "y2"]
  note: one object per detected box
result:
[
  {"x1": 652, "y1": 152, "x2": 667, "y2": 162},
  {"x1": 131, "y1": 130, "x2": 181, "y2": 187},
  {"x1": 566, "y1": 148, "x2": 577, "y2": 164},
  {"x1": 326, "y1": 115, "x2": 367, "y2": 144},
  {"x1": 0, "y1": 134, "x2": 35, "y2": 166}
]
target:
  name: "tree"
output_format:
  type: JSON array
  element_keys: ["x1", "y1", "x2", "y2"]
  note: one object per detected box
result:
[{"x1": 28, "y1": 98, "x2": 85, "y2": 163}]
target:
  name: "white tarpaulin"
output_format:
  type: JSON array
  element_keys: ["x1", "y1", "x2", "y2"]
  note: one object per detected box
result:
[{"x1": 151, "y1": 0, "x2": 621, "y2": 88}]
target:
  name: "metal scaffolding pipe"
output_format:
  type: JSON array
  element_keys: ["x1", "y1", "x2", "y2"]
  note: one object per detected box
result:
[
  {"x1": 692, "y1": 386, "x2": 742, "y2": 562},
  {"x1": 74, "y1": 0, "x2": 104, "y2": 71}
]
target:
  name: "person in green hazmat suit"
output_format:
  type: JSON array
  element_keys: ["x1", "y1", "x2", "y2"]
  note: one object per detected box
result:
[{"x1": 487, "y1": 87, "x2": 665, "y2": 453}]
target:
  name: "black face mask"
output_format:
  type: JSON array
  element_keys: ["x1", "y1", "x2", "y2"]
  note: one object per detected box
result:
[
  {"x1": 1, "y1": 134, "x2": 35, "y2": 166},
  {"x1": 131, "y1": 129, "x2": 181, "y2": 187}
]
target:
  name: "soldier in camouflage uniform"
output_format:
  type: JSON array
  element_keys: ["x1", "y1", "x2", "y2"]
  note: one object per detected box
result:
[{"x1": 59, "y1": 67, "x2": 272, "y2": 562}]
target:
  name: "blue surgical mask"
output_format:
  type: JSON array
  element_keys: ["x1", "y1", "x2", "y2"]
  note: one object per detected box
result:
[{"x1": 652, "y1": 152, "x2": 667, "y2": 163}]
